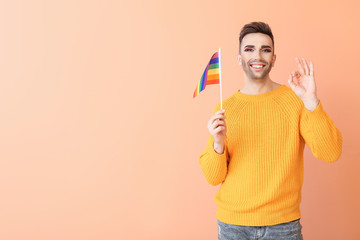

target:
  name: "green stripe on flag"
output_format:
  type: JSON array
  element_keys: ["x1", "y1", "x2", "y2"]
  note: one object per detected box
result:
[{"x1": 208, "y1": 63, "x2": 219, "y2": 69}]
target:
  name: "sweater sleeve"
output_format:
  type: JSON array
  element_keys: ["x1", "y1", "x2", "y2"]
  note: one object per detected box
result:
[
  {"x1": 300, "y1": 100, "x2": 343, "y2": 163},
  {"x1": 198, "y1": 105, "x2": 229, "y2": 186}
]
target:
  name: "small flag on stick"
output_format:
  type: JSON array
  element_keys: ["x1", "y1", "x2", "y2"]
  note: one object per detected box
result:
[{"x1": 193, "y1": 48, "x2": 223, "y2": 109}]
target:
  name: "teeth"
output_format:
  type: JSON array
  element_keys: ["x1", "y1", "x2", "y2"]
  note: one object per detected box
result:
[{"x1": 251, "y1": 65, "x2": 264, "y2": 69}]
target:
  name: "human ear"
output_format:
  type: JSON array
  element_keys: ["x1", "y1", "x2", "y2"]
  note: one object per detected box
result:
[
  {"x1": 272, "y1": 54, "x2": 276, "y2": 68},
  {"x1": 237, "y1": 54, "x2": 242, "y2": 65}
]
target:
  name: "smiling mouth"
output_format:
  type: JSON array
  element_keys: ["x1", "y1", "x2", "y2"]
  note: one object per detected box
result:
[{"x1": 249, "y1": 64, "x2": 266, "y2": 70}]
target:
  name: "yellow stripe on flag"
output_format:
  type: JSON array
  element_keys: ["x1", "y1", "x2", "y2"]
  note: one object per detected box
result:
[{"x1": 208, "y1": 68, "x2": 219, "y2": 75}]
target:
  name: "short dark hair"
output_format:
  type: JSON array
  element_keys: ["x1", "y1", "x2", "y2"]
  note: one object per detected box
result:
[{"x1": 239, "y1": 22, "x2": 274, "y2": 54}]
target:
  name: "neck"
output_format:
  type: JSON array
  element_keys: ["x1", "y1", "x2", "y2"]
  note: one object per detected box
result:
[{"x1": 240, "y1": 76, "x2": 279, "y2": 95}]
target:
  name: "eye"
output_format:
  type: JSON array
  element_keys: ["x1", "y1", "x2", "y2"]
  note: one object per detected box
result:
[
  {"x1": 244, "y1": 48, "x2": 253, "y2": 52},
  {"x1": 262, "y1": 48, "x2": 272, "y2": 52}
]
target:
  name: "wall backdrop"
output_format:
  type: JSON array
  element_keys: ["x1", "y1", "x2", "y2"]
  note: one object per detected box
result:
[{"x1": 0, "y1": 0, "x2": 359, "y2": 239}]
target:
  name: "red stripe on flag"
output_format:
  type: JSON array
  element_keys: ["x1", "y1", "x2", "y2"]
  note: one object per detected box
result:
[
  {"x1": 207, "y1": 79, "x2": 219, "y2": 85},
  {"x1": 211, "y1": 52, "x2": 219, "y2": 59}
]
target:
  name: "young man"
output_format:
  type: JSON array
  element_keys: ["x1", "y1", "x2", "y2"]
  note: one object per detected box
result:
[{"x1": 198, "y1": 22, "x2": 343, "y2": 240}]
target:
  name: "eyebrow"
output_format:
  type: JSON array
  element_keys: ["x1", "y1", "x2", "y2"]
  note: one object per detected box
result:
[{"x1": 244, "y1": 45, "x2": 272, "y2": 49}]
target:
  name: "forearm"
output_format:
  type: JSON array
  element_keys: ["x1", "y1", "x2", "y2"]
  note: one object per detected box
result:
[
  {"x1": 199, "y1": 136, "x2": 228, "y2": 186},
  {"x1": 300, "y1": 100, "x2": 343, "y2": 162}
]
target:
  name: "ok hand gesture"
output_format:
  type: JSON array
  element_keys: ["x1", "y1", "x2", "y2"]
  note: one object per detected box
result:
[{"x1": 288, "y1": 57, "x2": 319, "y2": 111}]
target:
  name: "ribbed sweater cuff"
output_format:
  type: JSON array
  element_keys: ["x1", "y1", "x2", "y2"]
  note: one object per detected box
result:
[
  {"x1": 302, "y1": 100, "x2": 328, "y2": 123},
  {"x1": 200, "y1": 139, "x2": 228, "y2": 185},
  {"x1": 204, "y1": 138, "x2": 227, "y2": 165}
]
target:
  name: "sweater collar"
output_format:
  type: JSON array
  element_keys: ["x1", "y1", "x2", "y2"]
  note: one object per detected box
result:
[{"x1": 234, "y1": 84, "x2": 288, "y2": 101}]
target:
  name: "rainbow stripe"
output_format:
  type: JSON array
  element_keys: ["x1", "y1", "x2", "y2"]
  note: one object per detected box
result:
[{"x1": 193, "y1": 52, "x2": 220, "y2": 98}]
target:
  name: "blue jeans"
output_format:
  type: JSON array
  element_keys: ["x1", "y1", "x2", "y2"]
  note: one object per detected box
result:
[{"x1": 217, "y1": 218, "x2": 303, "y2": 240}]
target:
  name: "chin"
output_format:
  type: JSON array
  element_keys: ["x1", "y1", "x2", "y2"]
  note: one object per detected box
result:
[
  {"x1": 251, "y1": 77, "x2": 267, "y2": 81},
  {"x1": 248, "y1": 73, "x2": 267, "y2": 80}
]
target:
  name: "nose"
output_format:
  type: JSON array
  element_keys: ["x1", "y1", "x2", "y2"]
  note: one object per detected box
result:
[{"x1": 253, "y1": 49, "x2": 262, "y2": 59}]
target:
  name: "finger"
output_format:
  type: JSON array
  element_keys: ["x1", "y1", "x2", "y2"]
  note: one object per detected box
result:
[
  {"x1": 213, "y1": 126, "x2": 226, "y2": 135},
  {"x1": 213, "y1": 114, "x2": 226, "y2": 125},
  {"x1": 211, "y1": 112, "x2": 226, "y2": 121},
  {"x1": 211, "y1": 120, "x2": 225, "y2": 130},
  {"x1": 215, "y1": 121, "x2": 227, "y2": 129},
  {"x1": 302, "y1": 58, "x2": 309, "y2": 75},
  {"x1": 288, "y1": 74, "x2": 298, "y2": 88},
  {"x1": 212, "y1": 110, "x2": 226, "y2": 120},
  {"x1": 291, "y1": 71, "x2": 300, "y2": 84},
  {"x1": 215, "y1": 109, "x2": 225, "y2": 114},
  {"x1": 292, "y1": 71, "x2": 299, "y2": 77},
  {"x1": 288, "y1": 74, "x2": 294, "y2": 88},
  {"x1": 208, "y1": 115, "x2": 225, "y2": 128},
  {"x1": 309, "y1": 61, "x2": 314, "y2": 76},
  {"x1": 295, "y1": 57, "x2": 305, "y2": 75},
  {"x1": 214, "y1": 123, "x2": 227, "y2": 132},
  {"x1": 213, "y1": 119, "x2": 225, "y2": 126}
]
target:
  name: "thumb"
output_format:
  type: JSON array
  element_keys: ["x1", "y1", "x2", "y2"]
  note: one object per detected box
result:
[{"x1": 288, "y1": 74, "x2": 295, "y2": 89}]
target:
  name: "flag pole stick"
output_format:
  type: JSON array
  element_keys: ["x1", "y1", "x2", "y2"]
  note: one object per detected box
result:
[{"x1": 219, "y1": 48, "x2": 223, "y2": 109}]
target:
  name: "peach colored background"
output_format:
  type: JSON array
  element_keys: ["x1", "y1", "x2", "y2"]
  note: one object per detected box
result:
[{"x1": 0, "y1": 0, "x2": 359, "y2": 239}]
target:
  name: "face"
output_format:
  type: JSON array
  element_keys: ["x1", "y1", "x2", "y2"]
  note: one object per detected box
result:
[{"x1": 237, "y1": 33, "x2": 276, "y2": 80}]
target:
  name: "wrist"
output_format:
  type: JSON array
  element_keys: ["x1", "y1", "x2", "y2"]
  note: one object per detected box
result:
[
  {"x1": 302, "y1": 97, "x2": 319, "y2": 111},
  {"x1": 213, "y1": 142, "x2": 225, "y2": 154}
]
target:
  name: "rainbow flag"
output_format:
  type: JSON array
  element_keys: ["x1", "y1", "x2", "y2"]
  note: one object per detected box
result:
[{"x1": 193, "y1": 52, "x2": 221, "y2": 98}]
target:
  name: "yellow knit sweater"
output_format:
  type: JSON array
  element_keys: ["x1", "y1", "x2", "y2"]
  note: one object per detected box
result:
[{"x1": 199, "y1": 84, "x2": 343, "y2": 226}]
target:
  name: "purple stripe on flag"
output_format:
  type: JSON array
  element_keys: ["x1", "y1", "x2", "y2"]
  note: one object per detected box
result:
[
  {"x1": 200, "y1": 65, "x2": 208, "y2": 91},
  {"x1": 209, "y1": 57, "x2": 219, "y2": 65}
]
